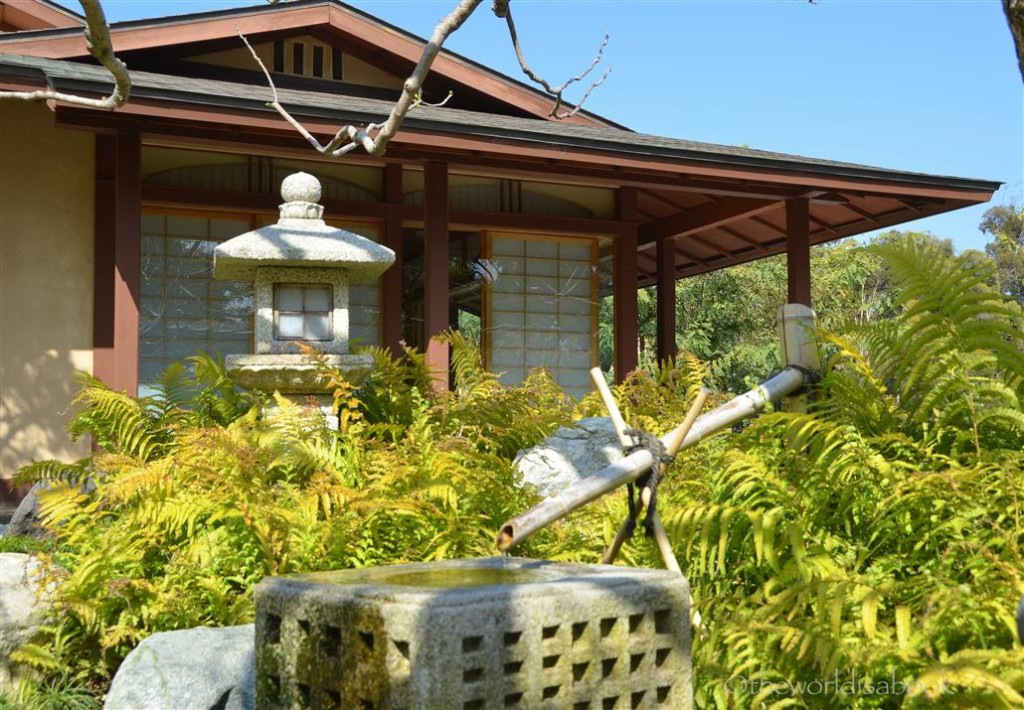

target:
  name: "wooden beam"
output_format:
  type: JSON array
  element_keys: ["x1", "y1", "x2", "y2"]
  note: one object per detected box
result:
[
  {"x1": 614, "y1": 188, "x2": 639, "y2": 382},
  {"x1": 786, "y1": 198, "x2": 811, "y2": 307},
  {"x1": 381, "y1": 163, "x2": 404, "y2": 355},
  {"x1": 49, "y1": 108, "x2": 999, "y2": 205},
  {"x1": 423, "y1": 162, "x2": 449, "y2": 390},
  {"x1": 93, "y1": 130, "x2": 142, "y2": 395},
  {"x1": 718, "y1": 223, "x2": 770, "y2": 252},
  {"x1": 141, "y1": 184, "x2": 403, "y2": 219},
  {"x1": 447, "y1": 210, "x2": 623, "y2": 237},
  {"x1": 51, "y1": 106, "x2": 998, "y2": 205},
  {"x1": 639, "y1": 197, "x2": 778, "y2": 245},
  {"x1": 656, "y1": 237, "x2": 677, "y2": 364},
  {"x1": 141, "y1": 183, "x2": 626, "y2": 238},
  {"x1": 92, "y1": 133, "x2": 116, "y2": 388}
]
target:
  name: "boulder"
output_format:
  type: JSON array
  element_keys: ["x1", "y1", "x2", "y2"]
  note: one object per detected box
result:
[
  {"x1": 514, "y1": 417, "x2": 624, "y2": 497},
  {"x1": 5, "y1": 480, "x2": 96, "y2": 539},
  {"x1": 1017, "y1": 593, "x2": 1024, "y2": 645},
  {"x1": 104, "y1": 624, "x2": 255, "y2": 710},
  {"x1": 4, "y1": 483, "x2": 45, "y2": 538},
  {"x1": 0, "y1": 553, "x2": 55, "y2": 687}
]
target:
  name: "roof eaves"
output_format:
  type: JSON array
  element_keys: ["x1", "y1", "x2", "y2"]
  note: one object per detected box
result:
[{"x1": 0, "y1": 54, "x2": 1001, "y2": 195}]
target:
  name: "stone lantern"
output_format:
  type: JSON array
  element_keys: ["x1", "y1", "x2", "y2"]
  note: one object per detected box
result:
[{"x1": 213, "y1": 172, "x2": 395, "y2": 402}]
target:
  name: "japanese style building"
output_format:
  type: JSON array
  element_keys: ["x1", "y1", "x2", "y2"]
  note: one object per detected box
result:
[{"x1": 0, "y1": 0, "x2": 1000, "y2": 508}]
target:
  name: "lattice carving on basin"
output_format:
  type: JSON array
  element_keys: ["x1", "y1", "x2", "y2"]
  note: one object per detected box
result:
[{"x1": 254, "y1": 557, "x2": 691, "y2": 709}]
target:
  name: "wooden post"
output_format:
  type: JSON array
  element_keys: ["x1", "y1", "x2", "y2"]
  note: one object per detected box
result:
[
  {"x1": 613, "y1": 188, "x2": 639, "y2": 382},
  {"x1": 786, "y1": 197, "x2": 812, "y2": 307},
  {"x1": 93, "y1": 129, "x2": 140, "y2": 395},
  {"x1": 381, "y1": 163, "x2": 404, "y2": 355},
  {"x1": 656, "y1": 237, "x2": 677, "y2": 365},
  {"x1": 423, "y1": 162, "x2": 449, "y2": 389}
]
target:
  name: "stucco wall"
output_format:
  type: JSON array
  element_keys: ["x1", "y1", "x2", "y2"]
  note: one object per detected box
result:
[{"x1": 0, "y1": 101, "x2": 94, "y2": 500}]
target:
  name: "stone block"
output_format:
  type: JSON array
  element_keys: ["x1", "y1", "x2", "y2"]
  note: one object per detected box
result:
[{"x1": 255, "y1": 557, "x2": 691, "y2": 709}]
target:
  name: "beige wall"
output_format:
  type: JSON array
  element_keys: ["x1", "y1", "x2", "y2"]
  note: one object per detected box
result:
[{"x1": 0, "y1": 102, "x2": 94, "y2": 486}]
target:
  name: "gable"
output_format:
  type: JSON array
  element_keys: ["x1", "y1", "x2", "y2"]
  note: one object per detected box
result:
[
  {"x1": 0, "y1": 0, "x2": 617, "y2": 125},
  {"x1": 0, "y1": 0, "x2": 82, "y2": 32},
  {"x1": 186, "y1": 35, "x2": 403, "y2": 92}
]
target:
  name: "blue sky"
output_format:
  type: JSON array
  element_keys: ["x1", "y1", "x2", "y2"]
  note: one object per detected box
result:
[{"x1": 75, "y1": 0, "x2": 1022, "y2": 252}]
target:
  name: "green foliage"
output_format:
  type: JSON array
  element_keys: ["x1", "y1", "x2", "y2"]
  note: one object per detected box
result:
[
  {"x1": 0, "y1": 672, "x2": 101, "y2": 710},
  {"x1": 982, "y1": 201, "x2": 1024, "y2": 305},
  {"x1": 661, "y1": 239, "x2": 1024, "y2": 708},
  {"x1": 8, "y1": 239, "x2": 1023, "y2": 709},
  {"x1": 9, "y1": 342, "x2": 584, "y2": 693}
]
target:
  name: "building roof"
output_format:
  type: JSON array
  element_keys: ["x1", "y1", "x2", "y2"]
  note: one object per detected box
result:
[
  {"x1": 0, "y1": 53, "x2": 998, "y2": 194},
  {"x1": 0, "y1": 0, "x2": 618, "y2": 126},
  {"x1": 0, "y1": 0, "x2": 1001, "y2": 285}
]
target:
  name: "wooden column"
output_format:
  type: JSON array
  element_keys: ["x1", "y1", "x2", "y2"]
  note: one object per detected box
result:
[
  {"x1": 613, "y1": 188, "x2": 639, "y2": 382},
  {"x1": 423, "y1": 162, "x2": 449, "y2": 389},
  {"x1": 656, "y1": 237, "x2": 677, "y2": 364},
  {"x1": 381, "y1": 163, "x2": 404, "y2": 355},
  {"x1": 786, "y1": 197, "x2": 812, "y2": 307},
  {"x1": 93, "y1": 130, "x2": 141, "y2": 394}
]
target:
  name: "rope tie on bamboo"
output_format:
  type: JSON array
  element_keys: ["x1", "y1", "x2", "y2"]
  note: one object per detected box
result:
[
  {"x1": 785, "y1": 364, "x2": 821, "y2": 394},
  {"x1": 623, "y1": 428, "x2": 674, "y2": 537}
]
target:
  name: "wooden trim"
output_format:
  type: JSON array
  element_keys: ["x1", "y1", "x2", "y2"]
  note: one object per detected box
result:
[
  {"x1": 786, "y1": 198, "x2": 811, "y2": 307},
  {"x1": 140, "y1": 183, "x2": 400, "y2": 219},
  {"x1": 1, "y1": 6, "x2": 334, "y2": 57},
  {"x1": 0, "y1": 1, "x2": 83, "y2": 31},
  {"x1": 92, "y1": 133, "x2": 116, "y2": 386},
  {"x1": 138, "y1": 183, "x2": 626, "y2": 236},
  {"x1": 114, "y1": 129, "x2": 142, "y2": 394},
  {"x1": 447, "y1": 210, "x2": 623, "y2": 238},
  {"x1": 613, "y1": 188, "x2": 639, "y2": 382},
  {"x1": 656, "y1": 237, "x2": 677, "y2": 364},
  {"x1": 423, "y1": 161, "x2": 449, "y2": 390},
  {"x1": 93, "y1": 130, "x2": 142, "y2": 395},
  {"x1": 381, "y1": 163, "x2": 404, "y2": 355}
]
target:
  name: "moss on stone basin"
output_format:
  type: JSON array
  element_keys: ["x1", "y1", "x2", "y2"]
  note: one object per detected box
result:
[{"x1": 301, "y1": 564, "x2": 551, "y2": 589}]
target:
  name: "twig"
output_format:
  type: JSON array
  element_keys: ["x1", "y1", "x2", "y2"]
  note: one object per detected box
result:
[
  {"x1": 492, "y1": 0, "x2": 610, "y2": 119},
  {"x1": 0, "y1": 0, "x2": 130, "y2": 110},
  {"x1": 240, "y1": 0, "x2": 484, "y2": 157}
]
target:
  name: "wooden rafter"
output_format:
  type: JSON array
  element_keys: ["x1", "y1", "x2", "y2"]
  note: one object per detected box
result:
[{"x1": 639, "y1": 196, "x2": 778, "y2": 245}]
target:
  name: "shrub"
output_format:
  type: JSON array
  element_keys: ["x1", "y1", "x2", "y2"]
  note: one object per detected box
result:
[{"x1": 662, "y1": 240, "x2": 1024, "y2": 708}]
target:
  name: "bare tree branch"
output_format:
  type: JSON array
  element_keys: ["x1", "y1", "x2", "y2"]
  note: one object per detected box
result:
[
  {"x1": 1007, "y1": 0, "x2": 1024, "y2": 83},
  {"x1": 0, "y1": 0, "x2": 129, "y2": 109},
  {"x1": 491, "y1": 0, "x2": 610, "y2": 119},
  {"x1": 242, "y1": 0, "x2": 484, "y2": 158}
]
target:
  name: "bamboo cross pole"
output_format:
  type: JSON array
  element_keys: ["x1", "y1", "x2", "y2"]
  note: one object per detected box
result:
[{"x1": 589, "y1": 368, "x2": 709, "y2": 572}]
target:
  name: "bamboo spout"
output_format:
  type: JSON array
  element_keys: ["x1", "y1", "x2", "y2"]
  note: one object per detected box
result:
[{"x1": 496, "y1": 366, "x2": 808, "y2": 551}]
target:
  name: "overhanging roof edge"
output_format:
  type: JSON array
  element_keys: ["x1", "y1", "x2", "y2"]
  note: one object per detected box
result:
[{"x1": 0, "y1": 53, "x2": 1002, "y2": 197}]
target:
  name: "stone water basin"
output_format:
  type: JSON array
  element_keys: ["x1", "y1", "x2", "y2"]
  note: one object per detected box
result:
[{"x1": 255, "y1": 556, "x2": 691, "y2": 709}]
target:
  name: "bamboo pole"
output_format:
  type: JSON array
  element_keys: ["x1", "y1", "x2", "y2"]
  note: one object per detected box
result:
[
  {"x1": 590, "y1": 367, "x2": 632, "y2": 447},
  {"x1": 497, "y1": 367, "x2": 806, "y2": 551}
]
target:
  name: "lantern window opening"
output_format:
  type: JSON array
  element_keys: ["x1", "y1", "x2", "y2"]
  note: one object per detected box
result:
[{"x1": 274, "y1": 283, "x2": 333, "y2": 342}]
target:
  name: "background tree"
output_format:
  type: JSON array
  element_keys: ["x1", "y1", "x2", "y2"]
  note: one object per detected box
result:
[
  {"x1": 982, "y1": 202, "x2": 1024, "y2": 304},
  {"x1": 1007, "y1": 0, "x2": 1024, "y2": 81}
]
